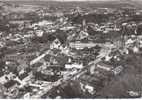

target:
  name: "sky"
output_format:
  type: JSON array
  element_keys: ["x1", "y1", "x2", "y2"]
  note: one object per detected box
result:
[
  {"x1": 45, "y1": 0, "x2": 120, "y2": 1},
  {"x1": 0, "y1": 0, "x2": 123, "y2": 1},
  {"x1": 54, "y1": 0, "x2": 142, "y2": 1},
  {"x1": 54, "y1": 0, "x2": 113, "y2": 1},
  {"x1": 0, "y1": 0, "x2": 122, "y2": 1}
]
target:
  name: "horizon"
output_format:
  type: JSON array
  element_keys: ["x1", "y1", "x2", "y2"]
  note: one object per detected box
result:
[
  {"x1": 1, "y1": 0, "x2": 142, "y2": 2},
  {"x1": 0, "y1": 0, "x2": 124, "y2": 2}
]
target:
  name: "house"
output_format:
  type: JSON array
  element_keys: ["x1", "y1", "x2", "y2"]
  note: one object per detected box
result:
[
  {"x1": 125, "y1": 38, "x2": 135, "y2": 46},
  {"x1": 96, "y1": 62, "x2": 114, "y2": 71},
  {"x1": 79, "y1": 74, "x2": 103, "y2": 91},
  {"x1": 69, "y1": 42, "x2": 98, "y2": 50},
  {"x1": 35, "y1": 30, "x2": 44, "y2": 37},
  {"x1": 65, "y1": 63, "x2": 83, "y2": 69},
  {"x1": 76, "y1": 31, "x2": 89, "y2": 40},
  {"x1": 84, "y1": 84, "x2": 94, "y2": 95},
  {"x1": 127, "y1": 91, "x2": 140, "y2": 97},
  {"x1": 50, "y1": 38, "x2": 61, "y2": 49},
  {"x1": 0, "y1": 75, "x2": 9, "y2": 85},
  {"x1": 112, "y1": 65, "x2": 123, "y2": 75},
  {"x1": 90, "y1": 62, "x2": 114, "y2": 75},
  {"x1": 23, "y1": 92, "x2": 31, "y2": 99},
  {"x1": 4, "y1": 81, "x2": 19, "y2": 98},
  {"x1": 32, "y1": 20, "x2": 53, "y2": 27},
  {"x1": 133, "y1": 46, "x2": 139, "y2": 53},
  {"x1": 104, "y1": 55, "x2": 112, "y2": 62},
  {"x1": 60, "y1": 46, "x2": 70, "y2": 55},
  {"x1": 60, "y1": 26, "x2": 75, "y2": 31}
]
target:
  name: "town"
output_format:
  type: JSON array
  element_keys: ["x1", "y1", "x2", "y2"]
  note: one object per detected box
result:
[{"x1": 0, "y1": 0, "x2": 142, "y2": 98}]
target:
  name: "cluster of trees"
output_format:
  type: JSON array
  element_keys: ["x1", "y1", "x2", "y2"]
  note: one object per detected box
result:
[
  {"x1": 97, "y1": 54, "x2": 142, "y2": 98},
  {"x1": 70, "y1": 13, "x2": 111, "y2": 25}
]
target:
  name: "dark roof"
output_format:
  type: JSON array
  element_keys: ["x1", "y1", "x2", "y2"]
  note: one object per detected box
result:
[{"x1": 4, "y1": 80, "x2": 18, "y2": 88}]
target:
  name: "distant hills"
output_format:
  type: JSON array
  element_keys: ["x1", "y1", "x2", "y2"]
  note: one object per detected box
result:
[
  {"x1": 0, "y1": 0, "x2": 141, "y2": 2},
  {"x1": 0, "y1": 0, "x2": 123, "y2": 1},
  {"x1": 1, "y1": 0, "x2": 142, "y2": 9},
  {"x1": 0, "y1": 0, "x2": 140, "y2": 3}
]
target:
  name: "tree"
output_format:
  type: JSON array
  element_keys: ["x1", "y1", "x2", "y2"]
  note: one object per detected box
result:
[
  {"x1": 97, "y1": 74, "x2": 142, "y2": 98},
  {"x1": 56, "y1": 29, "x2": 67, "y2": 44},
  {"x1": 0, "y1": 83, "x2": 5, "y2": 98},
  {"x1": 136, "y1": 24, "x2": 142, "y2": 35}
]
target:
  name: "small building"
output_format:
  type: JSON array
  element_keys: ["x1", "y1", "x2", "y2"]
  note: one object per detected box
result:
[
  {"x1": 65, "y1": 63, "x2": 83, "y2": 69},
  {"x1": 90, "y1": 62, "x2": 114, "y2": 75},
  {"x1": 69, "y1": 42, "x2": 98, "y2": 50},
  {"x1": 96, "y1": 62, "x2": 114, "y2": 72},
  {"x1": 112, "y1": 65, "x2": 123, "y2": 75},
  {"x1": 76, "y1": 31, "x2": 89, "y2": 41},
  {"x1": 32, "y1": 20, "x2": 53, "y2": 27},
  {"x1": 35, "y1": 30, "x2": 44, "y2": 37},
  {"x1": 50, "y1": 38, "x2": 61, "y2": 49}
]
